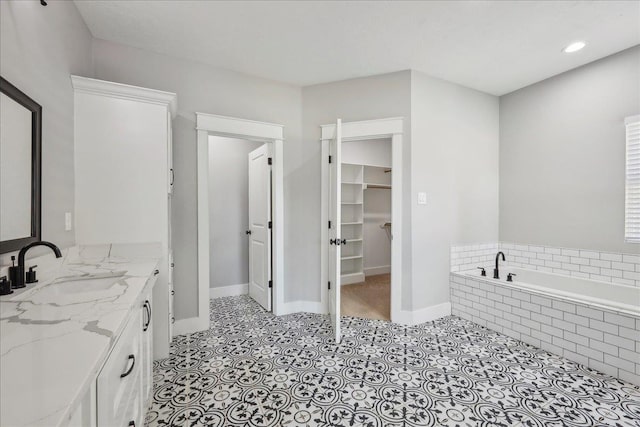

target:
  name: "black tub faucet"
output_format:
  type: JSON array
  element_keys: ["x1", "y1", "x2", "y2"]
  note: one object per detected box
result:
[
  {"x1": 494, "y1": 251, "x2": 506, "y2": 279},
  {"x1": 9, "y1": 241, "x2": 62, "y2": 289}
]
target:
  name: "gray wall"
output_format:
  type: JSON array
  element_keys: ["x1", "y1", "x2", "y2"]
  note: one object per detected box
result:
[
  {"x1": 208, "y1": 136, "x2": 261, "y2": 288},
  {"x1": 411, "y1": 70, "x2": 500, "y2": 311},
  {"x1": 500, "y1": 46, "x2": 640, "y2": 254},
  {"x1": 0, "y1": 0, "x2": 93, "y2": 264},
  {"x1": 301, "y1": 71, "x2": 413, "y2": 308},
  {"x1": 92, "y1": 39, "x2": 303, "y2": 320}
]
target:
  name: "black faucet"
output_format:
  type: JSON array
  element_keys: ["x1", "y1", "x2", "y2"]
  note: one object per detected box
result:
[
  {"x1": 494, "y1": 251, "x2": 506, "y2": 279},
  {"x1": 9, "y1": 241, "x2": 62, "y2": 289}
]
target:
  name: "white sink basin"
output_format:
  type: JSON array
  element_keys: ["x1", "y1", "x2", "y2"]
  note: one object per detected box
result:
[
  {"x1": 9, "y1": 271, "x2": 126, "y2": 302},
  {"x1": 51, "y1": 271, "x2": 126, "y2": 294}
]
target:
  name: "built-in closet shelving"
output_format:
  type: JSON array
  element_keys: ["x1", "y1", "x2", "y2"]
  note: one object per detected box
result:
[{"x1": 340, "y1": 163, "x2": 391, "y2": 285}]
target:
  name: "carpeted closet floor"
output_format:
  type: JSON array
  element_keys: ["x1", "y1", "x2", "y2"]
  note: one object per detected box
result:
[{"x1": 341, "y1": 273, "x2": 390, "y2": 321}]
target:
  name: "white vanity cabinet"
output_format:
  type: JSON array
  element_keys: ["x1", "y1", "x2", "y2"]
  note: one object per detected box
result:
[
  {"x1": 141, "y1": 288, "x2": 154, "y2": 408},
  {"x1": 71, "y1": 75, "x2": 177, "y2": 361},
  {"x1": 97, "y1": 308, "x2": 143, "y2": 427},
  {"x1": 95, "y1": 284, "x2": 155, "y2": 427},
  {"x1": 65, "y1": 281, "x2": 156, "y2": 427}
]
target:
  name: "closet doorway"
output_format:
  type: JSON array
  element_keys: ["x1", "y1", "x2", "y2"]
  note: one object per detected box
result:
[
  {"x1": 321, "y1": 118, "x2": 404, "y2": 344},
  {"x1": 195, "y1": 113, "x2": 285, "y2": 335},
  {"x1": 340, "y1": 141, "x2": 392, "y2": 321}
]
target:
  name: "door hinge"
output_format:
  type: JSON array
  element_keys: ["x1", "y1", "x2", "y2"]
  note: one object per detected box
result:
[
  {"x1": 268, "y1": 221, "x2": 272, "y2": 229},
  {"x1": 269, "y1": 280, "x2": 273, "y2": 288},
  {"x1": 328, "y1": 220, "x2": 332, "y2": 229},
  {"x1": 328, "y1": 155, "x2": 332, "y2": 164},
  {"x1": 268, "y1": 157, "x2": 272, "y2": 165},
  {"x1": 328, "y1": 281, "x2": 331, "y2": 290}
]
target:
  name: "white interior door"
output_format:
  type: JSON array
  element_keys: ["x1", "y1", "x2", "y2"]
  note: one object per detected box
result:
[
  {"x1": 248, "y1": 143, "x2": 272, "y2": 311},
  {"x1": 328, "y1": 119, "x2": 342, "y2": 344}
]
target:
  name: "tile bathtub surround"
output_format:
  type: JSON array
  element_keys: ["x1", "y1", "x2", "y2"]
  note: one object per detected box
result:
[
  {"x1": 450, "y1": 242, "x2": 499, "y2": 272},
  {"x1": 451, "y1": 242, "x2": 640, "y2": 287},
  {"x1": 147, "y1": 294, "x2": 640, "y2": 427},
  {"x1": 0, "y1": 243, "x2": 160, "y2": 427},
  {"x1": 450, "y1": 273, "x2": 640, "y2": 386}
]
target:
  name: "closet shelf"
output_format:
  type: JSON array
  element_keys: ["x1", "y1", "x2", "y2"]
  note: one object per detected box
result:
[
  {"x1": 342, "y1": 222, "x2": 363, "y2": 226},
  {"x1": 342, "y1": 182, "x2": 363, "y2": 185},
  {"x1": 341, "y1": 255, "x2": 363, "y2": 261},
  {"x1": 341, "y1": 202, "x2": 362, "y2": 205},
  {"x1": 364, "y1": 183, "x2": 391, "y2": 190}
]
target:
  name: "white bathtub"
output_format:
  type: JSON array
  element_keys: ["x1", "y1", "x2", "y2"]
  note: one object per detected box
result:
[{"x1": 461, "y1": 266, "x2": 640, "y2": 317}]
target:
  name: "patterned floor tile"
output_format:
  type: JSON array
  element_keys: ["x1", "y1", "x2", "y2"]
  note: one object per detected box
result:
[{"x1": 146, "y1": 295, "x2": 640, "y2": 427}]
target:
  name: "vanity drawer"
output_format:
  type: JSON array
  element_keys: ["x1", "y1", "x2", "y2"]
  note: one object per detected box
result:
[
  {"x1": 122, "y1": 378, "x2": 142, "y2": 427},
  {"x1": 97, "y1": 310, "x2": 142, "y2": 426}
]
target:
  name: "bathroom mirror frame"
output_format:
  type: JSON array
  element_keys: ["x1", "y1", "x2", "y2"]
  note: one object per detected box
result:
[{"x1": 0, "y1": 76, "x2": 42, "y2": 254}]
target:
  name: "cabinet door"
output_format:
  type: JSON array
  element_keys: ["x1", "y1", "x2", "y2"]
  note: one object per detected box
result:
[
  {"x1": 97, "y1": 312, "x2": 142, "y2": 427},
  {"x1": 168, "y1": 251, "x2": 174, "y2": 339},
  {"x1": 167, "y1": 110, "x2": 174, "y2": 195},
  {"x1": 141, "y1": 291, "x2": 153, "y2": 406}
]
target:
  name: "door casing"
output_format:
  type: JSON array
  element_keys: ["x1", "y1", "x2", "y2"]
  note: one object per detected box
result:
[
  {"x1": 320, "y1": 117, "x2": 404, "y2": 323},
  {"x1": 194, "y1": 113, "x2": 285, "y2": 336}
]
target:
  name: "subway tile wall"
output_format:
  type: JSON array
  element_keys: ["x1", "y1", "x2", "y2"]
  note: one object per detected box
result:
[
  {"x1": 451, "y1": 242, "x2": 640, "y2": 287},
  {"x1": 450, "y1": 243, "x2": 499, "y2": 273},
  {"x1": 450, "y1": 274, "x2": 640, "y2": 386}
]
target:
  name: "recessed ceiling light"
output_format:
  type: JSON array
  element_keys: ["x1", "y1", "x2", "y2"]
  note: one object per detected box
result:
[{"x1": 563, "y1": 41, "x2": 586, "y2": 53}]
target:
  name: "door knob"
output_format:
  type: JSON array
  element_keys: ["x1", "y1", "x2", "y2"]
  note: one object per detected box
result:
[
  {"x1": 246, "y1": 230, "x2": 252, "y2": 235},
  {"x1": 340, "y1": 239, "x2": 346, "y2": 245}
]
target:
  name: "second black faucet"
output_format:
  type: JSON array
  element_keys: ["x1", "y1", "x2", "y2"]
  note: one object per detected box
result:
[{"x1": 494, "y1": 251, "x2": 506, "y2": 279}]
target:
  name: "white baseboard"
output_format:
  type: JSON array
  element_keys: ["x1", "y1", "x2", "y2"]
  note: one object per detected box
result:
[
  {"x1": 341, "y1": 273, "x2": 365, "y2": 285},
  {"x1": 364, "y1": 265, "x2": 391, "y2": 276},
  {"x1": 173, "y1": 315, "x2": 209, "y2": 337},
  {"x1": 394, "y1": 302, "x2": 451, "y2": 325},
  {"x1": 279, "y1": 300, "x2": 326, "y2": 315},
  {"x1": 209, "y1": 283, "x2": 249, "y2": 299}
]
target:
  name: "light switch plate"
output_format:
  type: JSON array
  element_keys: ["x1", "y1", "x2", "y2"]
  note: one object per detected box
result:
[
  {"x1": 65, "y1": 212, "x2": 72, "y2": 231},
  {"x1": 418, "y1": 192, "x2": 427, "y2": 205}
]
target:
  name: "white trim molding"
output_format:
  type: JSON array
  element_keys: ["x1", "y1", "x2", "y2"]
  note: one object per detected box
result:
[
  {"x1": 173, "y1": 316, "x2": 209, "y2": 337},
  {"x1": 210, "y1": 283, "x2": 249, "y2": 299},
  {"x1": 364, "y1": 265, "x2": 391, "y2": 276},
  {"x1": 70, "y1": 75, "x2": 177, "y2": 117},
  {"x1": 396, "y1": 303, "x2": 452, "y2": 325},
  {"x1": 320, "y1": 117, "x2": 404, "y2": 324},
  {"x1": 196, "y1": 112, "x2": 286, "y2": 332},
  {"x1": 280, "y1": 300, "x2": 326, "y2": 316},
  {"x1": 197, "y1": 112, "x2": 284, "y2": 141},
  {"x1": 321, "y1": 117, "x2": 403, "y2": 141}
]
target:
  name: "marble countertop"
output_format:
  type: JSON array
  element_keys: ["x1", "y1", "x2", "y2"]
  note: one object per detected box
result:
[{"x1": 0, "y1": 243, "x2": 161, "y2": 427}]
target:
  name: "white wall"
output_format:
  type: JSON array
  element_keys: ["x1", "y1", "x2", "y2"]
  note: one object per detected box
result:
[
  {"x1": 500, "y1": 46, "x2": 640, "y2": 254},
  {"x1": 302, "y1": 71, "x2": 413, "y2": 308},
  {"x1": 208, "y1": 136, "x2": 262, "y2": 288},
  {"x1": 92, "y1": 39, "x2": 302, "y2": 320},
  {"x1": 410, "y1": 70, "x2": 500, "y2": 311},
  {"x1": 342, "y1": 139, "x2": 392, "y2": 168},
  {"x1": 0, "y1": 0, "x2": 93, "y2": 264}
]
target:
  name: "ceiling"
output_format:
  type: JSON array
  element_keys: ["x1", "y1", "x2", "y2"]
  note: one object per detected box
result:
[{"x1": 74, "y1": 1, "x2": 640, "y2": 96}]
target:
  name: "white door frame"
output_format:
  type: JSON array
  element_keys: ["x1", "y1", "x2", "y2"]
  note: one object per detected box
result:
[
  {"x1": 320, "y1": 117, "x2": 403, "y2": 323},
  {"x1": 196, "y1": 113, "x2": 285, "y2": 327}
]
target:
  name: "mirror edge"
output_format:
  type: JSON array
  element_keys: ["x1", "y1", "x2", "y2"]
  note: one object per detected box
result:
[{"x1": 0, "y1": 76, "x2": 42, "y2": 254}]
